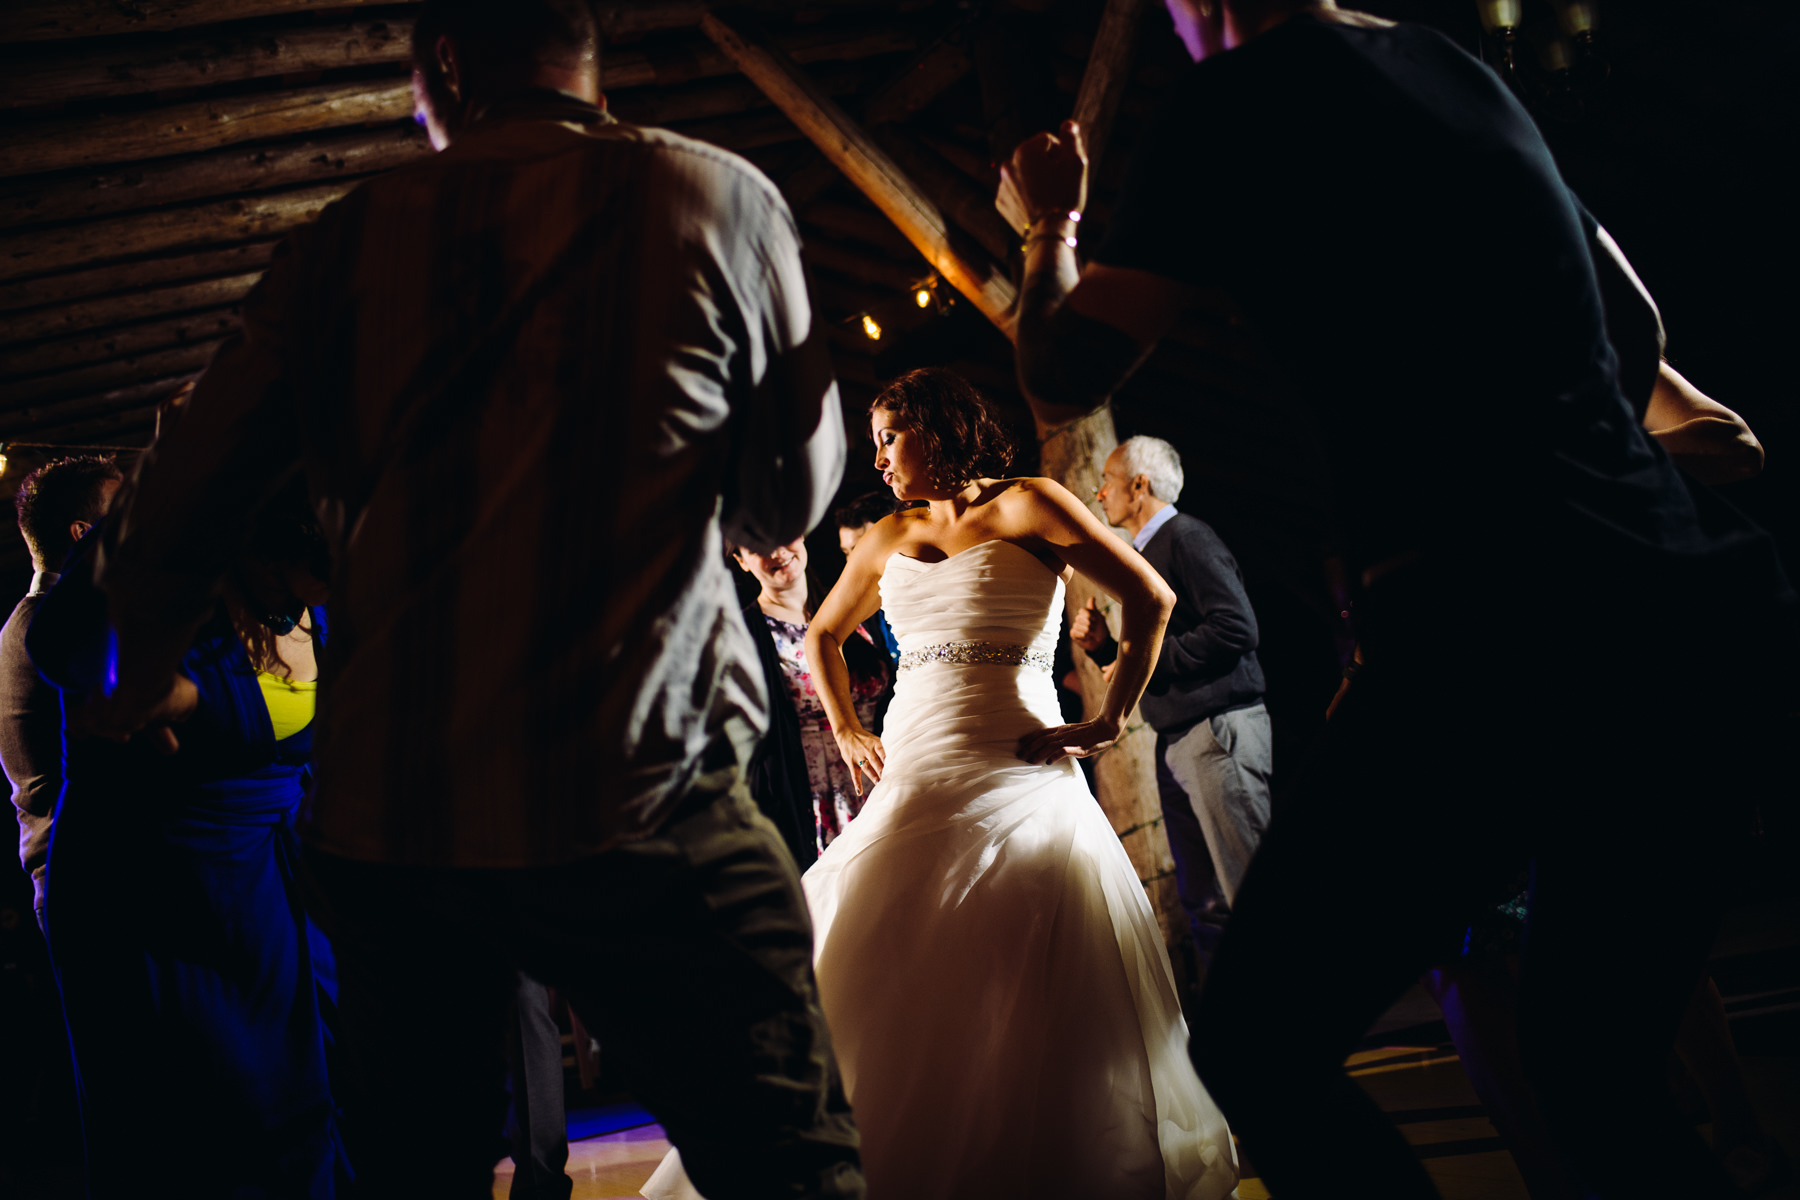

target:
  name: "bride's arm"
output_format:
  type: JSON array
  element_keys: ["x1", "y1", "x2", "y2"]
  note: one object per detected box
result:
[
  {"x1": 1011, "y1": 479, "x2": 1176, "y2": 764},
  {"x1": 805, "y1": 532, "x2": 890, "y2": 792}
]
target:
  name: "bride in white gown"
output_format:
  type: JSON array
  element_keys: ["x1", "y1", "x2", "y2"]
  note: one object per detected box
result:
[{"x1": 646, "y1": 369, "x2": 1237, "y2": 1200}]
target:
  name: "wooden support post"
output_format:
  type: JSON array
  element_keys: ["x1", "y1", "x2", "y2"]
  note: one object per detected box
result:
[
  {"x1": 0, "y1": 182, "x2": 350, "y2": 283},
  {"x1": 0, "y1": 125, "x2": 427, "y2": 231},
  {"x1": 1046, "y1": 0, "x2": 1182, "y2": 950},
  {"x1": 1070, "y1": 0, "x2": 1149, "y2": 177},
  {"x1": 0, "y1": 242, "x2": 277, "y2": 315},
  {"x1": 973, "y1": 13, "x2": 1062, "y2": 170},
  {"x1": 0, "y1": 79, "x2": 412, "y2": 180},
  {"x1": 699, "y1": 9, "x2": 1017, "y2": 337}
]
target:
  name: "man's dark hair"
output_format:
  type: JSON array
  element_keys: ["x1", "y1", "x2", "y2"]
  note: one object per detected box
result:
[
  {"x1": 834, "y1": 491, "x2": 897, "y2": 532},
  {"x1": 871, "y1": 368, "x2": 1015, "y2": 490},
  {"x1": 412, "y1": 0, "x2": 600, "y2": 88},
  {"x1": 14, "y1": 456, "x2": 123, "y2": 569}
]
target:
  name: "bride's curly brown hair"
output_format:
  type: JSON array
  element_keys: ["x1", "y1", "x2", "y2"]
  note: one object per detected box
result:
[{"x1": 870, "y1": 368, "x2": 1015, "y2": 490}]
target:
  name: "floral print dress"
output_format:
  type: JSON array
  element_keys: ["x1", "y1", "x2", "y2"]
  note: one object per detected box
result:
[{"x1": 765, "y1": 616, "x2": 888, "y2": 853}]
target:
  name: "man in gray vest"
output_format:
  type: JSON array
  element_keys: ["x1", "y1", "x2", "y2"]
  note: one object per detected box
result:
[{"x1": 1073, "y1": 436, "x2": 1270, "y2": 958}]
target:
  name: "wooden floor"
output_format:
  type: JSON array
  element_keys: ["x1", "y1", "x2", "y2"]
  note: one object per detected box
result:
[
  {"x1": 491, "y1": 1033, "x2": 1800, "y2": 1199},
  {"x1": 493, "y1": 900, "x2": 1800, "y2": 1198}
]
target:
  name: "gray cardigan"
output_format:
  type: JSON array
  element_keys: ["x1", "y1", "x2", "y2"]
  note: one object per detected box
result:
[{"x1": 1090, "y1": 512, "x2": 1265, "y2": 736}]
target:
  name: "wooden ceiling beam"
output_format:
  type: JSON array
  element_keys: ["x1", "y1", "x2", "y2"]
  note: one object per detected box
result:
[
  {"x1": 870, "y1": 125, "x2": 1014, "y2": 264},
  {"x1": 0, "y1": 241, "x2": 275, "y2": 315},
  {"x1": 1070, "y1": 0, "x2": 1149, "y2": 178},
  {"x1": 0, "y1": 0, "x2": 903, "y2": 44},
  {"x1": 0, "y1": 181, "x2": 349, "y2": 283},
  {"x1": 1, "y1": 271, "x2": 258, "y2": 346},
  {"x1": 605, "y1": 23, "x2": 918, "y2": 91},
  {"x1": 699, "y1": 10, "x2": 1017, "y2": 338},
  {"x1": 0, "y1": 307, "x2": 240, "y2": 379},
  {"x1": 0, "y1": 18, "x2": 412, "y2": 109},
  {"x1": 668, "y1": 110, "x2": 805, "y2": 154},
  {"x1": 801, "y1": 240, "x2": 921, "y2": 292},
  {"x1": 860, "y1": 24, "x2": 975, "y2": 126},
  {"x1": 0, "y1": 124, "x2": 426, "y2": 232},
  {"x1": 0, "y1": 19, "x2": 916, "y2": 111},
  {"x1": 612, "y1": 61, "x2": 868, "y2": 129},
  {"x1": 0, "y1": 396, "x2": 165, "y2": 446},
  {"x1": 0, "y1": 78, "x2": 411, "y2": 180},
  {"x1": 0, "y1": 338, "x2": 222, "y2": 409},
  {"x1": 0, "y1": 0, "x2": 390, "y2": 43},
  {"x1": 799, "y1": 201, "x2": 916, "y2": 259},
  {"x1": 2, "y1": 370, "x2": 191, "y2": 432}
]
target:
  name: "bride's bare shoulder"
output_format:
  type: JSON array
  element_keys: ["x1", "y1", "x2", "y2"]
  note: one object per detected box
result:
[{"x1": 987, "y1": 476, "x2": 1087, "y2": 519}]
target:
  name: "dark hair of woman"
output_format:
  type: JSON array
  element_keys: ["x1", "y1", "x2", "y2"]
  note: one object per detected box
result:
[
  {"x1": 870, "y1": 368, "x2": 1015, "y2": 490},
  {"x1": 221, "y1": 477, "x2": 331, "y2": 677}
]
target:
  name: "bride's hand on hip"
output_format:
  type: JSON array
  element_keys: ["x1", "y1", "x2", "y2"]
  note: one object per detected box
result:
[
  {"x1": 1018, "y1": 717, "x2": 1122, "y2": 765},
  {"x1": 835, "y1": 727, "x2": 886, "y2": 795}
]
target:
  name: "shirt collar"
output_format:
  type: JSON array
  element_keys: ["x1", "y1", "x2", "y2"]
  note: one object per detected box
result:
[
  {"x1": 27, "y1": 570, "x2": 59, "y2": 597},
  {"x1": 470, "y1": 89, "x2": 614, "y2": 131},
  {"x1": 1132, "y1": 504, "x2": 1178, "y2": 552}
]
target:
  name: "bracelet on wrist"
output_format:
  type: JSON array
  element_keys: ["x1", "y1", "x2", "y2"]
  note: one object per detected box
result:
[{"x1": 1022, "y1": 211, "x2": 1080, "y2": 254}]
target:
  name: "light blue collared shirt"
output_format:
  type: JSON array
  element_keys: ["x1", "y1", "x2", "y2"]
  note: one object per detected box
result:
[{"x1": 1131, "y1": 504, "x2": 1178, "y2": 552}]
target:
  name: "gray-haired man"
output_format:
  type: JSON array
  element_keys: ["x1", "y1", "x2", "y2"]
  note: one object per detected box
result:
[{"x1": 1074, "y1": 436, "x2": 1271, "y2": 958}]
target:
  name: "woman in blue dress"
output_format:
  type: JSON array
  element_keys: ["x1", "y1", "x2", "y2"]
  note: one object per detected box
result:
[{"x1": 32, "y1": 481, "x2": 349, "y2": 1198}]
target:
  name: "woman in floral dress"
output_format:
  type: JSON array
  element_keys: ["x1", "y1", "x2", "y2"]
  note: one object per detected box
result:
[{"x1": 732, "y1": 536, "x2": 890, "y2": 867}]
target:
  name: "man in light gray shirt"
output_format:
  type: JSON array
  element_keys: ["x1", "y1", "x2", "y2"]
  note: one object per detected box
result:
[{"x1": 90, "y1": 1, "x2": 860, "y2": 1195}]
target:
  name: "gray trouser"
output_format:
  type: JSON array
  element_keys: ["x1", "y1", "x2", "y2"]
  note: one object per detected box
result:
[{"x1": 1156, "y1": 703, "x2": 1274, "y2": 940}]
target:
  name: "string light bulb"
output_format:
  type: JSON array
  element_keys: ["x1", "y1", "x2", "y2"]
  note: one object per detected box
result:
[
  {"x1": 861, "y1": 314, "x2": 882, "y2": 340},
  {"x1": 915, "y1": 287, "x2": 932, "y2": 308}
]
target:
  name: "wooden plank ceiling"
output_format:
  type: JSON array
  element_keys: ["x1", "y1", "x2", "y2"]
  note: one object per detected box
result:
[{"x1": 0, "y1": 0, "x2": 1330, "y2": 597}]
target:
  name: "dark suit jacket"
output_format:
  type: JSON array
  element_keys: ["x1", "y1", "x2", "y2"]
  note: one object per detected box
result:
[
  {"x1": 1094, "y1": 512, "x2": 1265, "y2": 736},
  {"x1": 1, "y1": 587, "x2": 62, "y2": 911}
]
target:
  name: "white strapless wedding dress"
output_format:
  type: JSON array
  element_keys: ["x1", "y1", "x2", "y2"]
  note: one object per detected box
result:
[{"x1": 645, "y1": 540, "x2": 1238, "y2": 1200}]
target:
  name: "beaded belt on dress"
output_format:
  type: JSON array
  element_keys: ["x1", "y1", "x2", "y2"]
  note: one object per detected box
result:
[{"x1": 896, "y1": 640, "x2": 1053, "y2": 673}]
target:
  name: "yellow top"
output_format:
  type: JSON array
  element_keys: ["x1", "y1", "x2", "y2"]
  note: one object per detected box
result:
[{"x1": 257, "y1": 671, "x2": 317, "y2": 741}]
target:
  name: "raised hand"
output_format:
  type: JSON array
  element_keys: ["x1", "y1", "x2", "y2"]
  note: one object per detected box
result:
[
  {"x1": 1070, "y1": 595, "x2": 1108, "y2": 652},
  {"x1": 834, "y1": 726, "x2": 887, "y2": 796},
  {"x1": 996, "y1": 120, "x2": 1089, "y2": 236},
  {"x1": 1017, "y1": 716, "x2": 1122, "y2": 766}
]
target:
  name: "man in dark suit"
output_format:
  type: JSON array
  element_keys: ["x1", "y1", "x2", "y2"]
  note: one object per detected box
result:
[
  {"x1": 1073, "y1": 436, "x2": 1270, "y2": 959},
  {"x1": 3, "y1": 455, "x2": 121, "y2": 928},
  {"x1": 0, "y1": 455, "x2": 121, "y2": 1200}
]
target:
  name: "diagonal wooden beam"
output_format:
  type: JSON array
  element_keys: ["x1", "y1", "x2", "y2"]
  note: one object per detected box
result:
[
  {"x1": 699, "y1": 9, "x2": 1018, "y2": 339},
  {"x1": 1070, "y1": 0, "x2": 1149, "y2": 178}
]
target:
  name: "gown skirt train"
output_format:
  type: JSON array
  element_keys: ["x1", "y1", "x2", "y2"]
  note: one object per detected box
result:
[{"x1": 645, "y1": 539, "x2": 1237, "y2": 1200}]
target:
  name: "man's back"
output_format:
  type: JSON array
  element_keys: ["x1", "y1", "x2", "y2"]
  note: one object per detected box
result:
[
  {"x1": 109, "y1": 96, "x2": 844, "y2": 866},
  {"x1": 1098, "y1": 17, "x2": 1751, "y2": 590}
]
